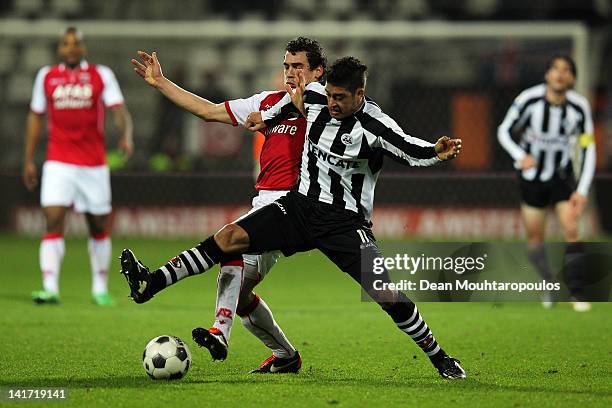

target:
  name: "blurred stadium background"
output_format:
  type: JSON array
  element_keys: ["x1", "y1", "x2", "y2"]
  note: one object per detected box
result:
[
  {"x1": 1, "y1": 4, "x2": 611, "y2": 406},
  {"x1": 1, "y1": 0, "x2": 611, "y2": 240}
]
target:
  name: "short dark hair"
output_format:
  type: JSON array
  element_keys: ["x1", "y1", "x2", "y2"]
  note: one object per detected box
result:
[
  {"x1": 285, "y1": 37, "x2": 327, "y2": 71},
  {"x1": 547, "y1": 54, "x2": 577, "y2": 78},
  {"x1": 61, "y1": 26, "x2": 83, "y2": 41},
  {"x1": 326, "y1": 57, "x2": 368, "y2": 93}
]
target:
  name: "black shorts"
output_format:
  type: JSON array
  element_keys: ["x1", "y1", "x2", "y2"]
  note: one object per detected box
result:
[
  {"x1": 520, "y1": 176, "x2": 574, "y2": 208},
  {"x1": 235, "y1": 191, "x2": 382, "y2": 284}
]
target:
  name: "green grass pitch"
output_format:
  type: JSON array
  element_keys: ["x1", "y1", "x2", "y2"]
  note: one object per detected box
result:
[{"x1": 1, "y1": 235, "x2": 610, "y2": 407}]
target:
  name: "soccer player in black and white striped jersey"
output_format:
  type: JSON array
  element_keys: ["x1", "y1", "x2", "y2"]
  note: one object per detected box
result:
[
  {"x1": 121, "y1": 57, "x2": 466, "y2": 378},
  {"x1": 498, "y1": 55, "x2": 596, "y2": 311}
]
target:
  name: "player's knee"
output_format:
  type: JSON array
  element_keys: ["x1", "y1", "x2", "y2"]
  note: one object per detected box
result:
[
  {"x1": 215, "y1": 224, "x2": 249, "y2": 252},
  {"x1": 87, "y1": 216, "x2": 108, "y2": 236},
  {"x1": 527, "y1": 236, "x2": 544, "y2": 245},
  {"x1": 369, "y1": 288, "x2": 398, "y2": 308},
  {"x1": 559, "y1": 215, "x2": 579, "y2": 242},
  {"x1": 525, "y1": 228, "x2": 544, "y2": 245},
  {"x1": 237, "y1": 276, "x2": 259, "y2": 312},
  {"x1": 236, "y1": 293, "x2": 251, "y2": 315},
  {"x1": 563, "y1": 224, "x2": 579, "y2": 242},
  {"x1": 45, "y1": 222, "x2": 63, "y2": 234},
  {"x1": 44, "y1": 215, "x2": 65, "y2": 233}
]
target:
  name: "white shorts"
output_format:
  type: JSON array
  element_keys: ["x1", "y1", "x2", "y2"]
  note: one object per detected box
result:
[
  {"x1": 40, "y1": 161, "x2": 112, "y2": 215},
  {"x1": 239, "y1": 190, "x2": 289, "y2": 281}
]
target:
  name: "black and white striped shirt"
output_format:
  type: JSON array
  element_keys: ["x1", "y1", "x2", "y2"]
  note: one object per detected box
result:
[
  {"x1": 498, "y1": 84, "x2": 596, "y2": 195},
  {"x1": 261, "y1": 82, "x2": 440, "y2": 220}
]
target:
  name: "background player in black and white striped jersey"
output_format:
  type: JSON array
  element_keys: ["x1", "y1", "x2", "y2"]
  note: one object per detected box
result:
[
  {"x1": 498, "y1": 55, "x2": 596, "y2": 311},
  {"x1": 121, "y1": 57, "x2": 466, "y2": 378}
]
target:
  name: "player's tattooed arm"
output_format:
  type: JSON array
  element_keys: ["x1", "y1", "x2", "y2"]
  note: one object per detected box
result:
[{"x1": 131, "y1": 51, "x2": 232, "y2": 124}]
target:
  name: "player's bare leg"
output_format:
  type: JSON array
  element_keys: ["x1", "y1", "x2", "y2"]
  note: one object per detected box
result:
[
  {"x1": 85, "y1": 213, "x2": 114, "y2": 306},
  {"x1": 521, "y1": 204, "x2": 548, "y2": 246},
  {"x1": 214, "y1": 224, "x2": 250, "y2": 253},
  {"x1": 555, "y1": 201, "x2": 579, "y2": 243},
  {"x1": 521, "y1": 204, "x2": 555, "y2": 308},
  {"x1": 555, "y1": 201, "x2": 590, "y2": 311},
  {"x1": 33, "y1": 206, "x2": 68, "y2": 304}
]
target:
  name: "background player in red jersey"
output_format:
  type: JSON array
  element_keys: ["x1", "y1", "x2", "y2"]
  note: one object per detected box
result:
[
  {"x1": 130, "y1": 37, "x2": 326, "y2": 372},
  {"x1": 24, "y1": 27, "x2": 134, "y2": 306}
]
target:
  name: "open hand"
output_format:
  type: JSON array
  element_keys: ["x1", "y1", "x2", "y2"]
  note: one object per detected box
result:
[
  {"x1": 285, "y1": 71, "x2": 306, "y2": 116},
  {"x1": 131, "y1": 51, "x2": 164, "y2": 88}
]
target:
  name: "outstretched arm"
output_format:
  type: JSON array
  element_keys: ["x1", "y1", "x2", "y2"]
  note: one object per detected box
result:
[
  {"x1": 131, "y1": 51, "x2": 232, "y2": 124},
  {"x1": 357, "y1": 106, "x2": 461, "y2": 167},
  {"x1": 377, "y1": 130, "x2": 461, "y2": 166}
]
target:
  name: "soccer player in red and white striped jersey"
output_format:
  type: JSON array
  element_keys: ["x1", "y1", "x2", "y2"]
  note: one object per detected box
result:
[
  {"x1": 130, "y1": 37, "x2": 326, "y2": 372},
  {"x1": 24, "y1": 27, "x2": 134, "y2": 306}
]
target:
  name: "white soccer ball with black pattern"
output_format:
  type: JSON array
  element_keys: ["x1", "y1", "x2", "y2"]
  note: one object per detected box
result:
[{"x1": 142, "y1": 335, "x2": 192, "y2": 380}]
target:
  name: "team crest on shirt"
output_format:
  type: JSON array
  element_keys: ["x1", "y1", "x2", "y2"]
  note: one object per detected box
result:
[
  {"x1": 341, "y1": 134, "x2": 353, "y2": 145},
  {"x1": 169, "y1": 256, "x2": 182, "y2": 268},
  {"x1": 79, "y1": 72, "x2": 90, "y2": 82}
]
